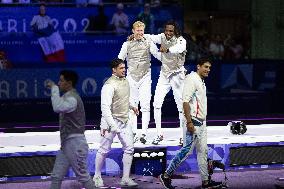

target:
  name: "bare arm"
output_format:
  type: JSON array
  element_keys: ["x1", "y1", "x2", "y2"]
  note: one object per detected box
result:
[{"x1": 183, "y1": 102, "x2": 195, "y2": 134}]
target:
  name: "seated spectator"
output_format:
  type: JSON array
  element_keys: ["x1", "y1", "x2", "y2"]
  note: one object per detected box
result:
[
  {"x1": 30, "y1": 4, "x2": 54, "y2": 35},
  {"x1": 30, "y1": 4, "x2": 65, "y2": 63},
  {"x1": 209, "y1": 34, "x2": 224, "y2": 60},
  {"x1": 0, "y1": 51, "x2": 12, "y2": 70},
  {"x1": 110, "y1": 3, "x2": 129, "y2": 35},
  {"x1": 230, "y1": 39, "x2": 244, "y2": 59},
  {"x1": 137, "y1": 3, "x2": 155, "y2": 33}
]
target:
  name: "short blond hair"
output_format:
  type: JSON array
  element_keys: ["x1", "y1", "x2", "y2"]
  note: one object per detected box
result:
[{"x1": 132, "y1": 21, "x2": 145, "y2": 29}]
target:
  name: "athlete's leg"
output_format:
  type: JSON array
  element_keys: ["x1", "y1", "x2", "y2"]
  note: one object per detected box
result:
[
  {"x1": 127, "y1": 75, "x2": 139, "y2": 135},
  {"x1": 153, "y1": 72, "x2": 171, "y2": 136},
  {"x1": 138, "y1": 73, "x2": 152, "y2": 136}
]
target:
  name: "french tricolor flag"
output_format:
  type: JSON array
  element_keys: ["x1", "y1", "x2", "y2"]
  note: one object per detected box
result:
[{"x1": 36, "y1": 26, "x2": 65, "y2": 63}]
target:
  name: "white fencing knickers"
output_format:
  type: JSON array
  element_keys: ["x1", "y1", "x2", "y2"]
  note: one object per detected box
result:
[
  {"x1": 95, "y1": 119, "x2": 134, "y2": 179},
  {"x1": 127, "y1": 72, "x2": 151, "y2": 136},
  {"x1": 153, "y1": 70, "x2": 185, "y2": 140}
]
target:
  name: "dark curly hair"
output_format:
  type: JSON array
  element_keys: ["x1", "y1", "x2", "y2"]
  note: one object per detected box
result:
[{"x1": 164, "y1": 20, "x2": 181, "y2": 38}]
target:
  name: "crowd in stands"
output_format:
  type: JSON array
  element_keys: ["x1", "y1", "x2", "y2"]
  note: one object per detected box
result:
[
  {"x1": 0, "y1": 0, "x2": 249, "y2": 61},
  {"x1": 85, "y1": 2, "x2": 160, "y2": 35},
  {"x1": 0, "y1": 0, "x2": 181, "y2": 5},
  {"x1": 185, "y1": 33, "x2": 249, "y2": 60}
]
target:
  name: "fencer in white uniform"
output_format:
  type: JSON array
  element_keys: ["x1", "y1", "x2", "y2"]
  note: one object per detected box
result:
[
  {"x1": 93, "y1": 59, "x2": 139, "y2": 188},
  {"x1": 118, "y1": 21, "x2": 160, "y2": 144},
  {"x1": 145, "y1": 20, "x2": 187, "y2": 145}
]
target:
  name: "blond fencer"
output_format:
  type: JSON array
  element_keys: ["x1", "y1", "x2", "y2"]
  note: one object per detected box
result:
[{"x1": 118, "y1": 21, "x2": 160, "y2": 144}]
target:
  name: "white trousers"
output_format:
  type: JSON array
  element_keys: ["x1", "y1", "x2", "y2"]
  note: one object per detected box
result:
[
  {"x1": 96, "y1": 119, "x2": 134, "y2": 180},
  {"x1": 153, "y1": 70, "x2": 185, "y2": 138},
  {"x1": 98, "y1": 119, "x2": 134, "y2": 154},
  {"x1": 127, "y1": 72, "x2": 151, "y2": 136}
]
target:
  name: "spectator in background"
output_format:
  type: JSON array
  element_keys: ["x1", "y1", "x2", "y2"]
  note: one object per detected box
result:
[
  {"x1": 209, "y1": 34, "x2": 224, "y2": 60},
  {"x1": 223, "y1": 35, "x2": 244, "y2": 60},
  {"x1": 94, "y1": 4, "x2": 108, "y2": 31},
  {"x1": 0, "y1": 51, "x2": 12, "y2": 70},
  {"x1": 110, "y1": 3, "x2": 129, "y2": 35},
  {"x1": 230, "y1": 38, "x2": 244, "y2": 59},
  {"x1": 30, "y1": 4, "x2": 65, "y2": 63},
  {"x1": 137, "y1": 3, "x2": 155, "y2": 33},
  {"x1": 87, "y1": 3, "x2": 109, "y2": 33},
  {"x1": 30, "y1": 4, "x2": 53, "y2": 36},
  {"x1": 223, "y1": 34, "x2": 234, "y2": 59}
]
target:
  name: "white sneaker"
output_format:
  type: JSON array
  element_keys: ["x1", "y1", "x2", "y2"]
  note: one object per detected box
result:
[
  {"x1": 120, "y1": 177, "x2": 138, "y2": 187},
  {"x1": 93, "y1": 175, "x2": 104, "y2": 187}
]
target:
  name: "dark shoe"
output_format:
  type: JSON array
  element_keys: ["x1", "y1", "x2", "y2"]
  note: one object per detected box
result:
[
  {"x1": 202, "y1": 180, "x2": 223, "y2": 188},
  {"x1": 179, "y1": 137, "x2": 183, "y2": 146},
  {"x1": 159, "y1": 174, "x2": 174, "y2": 189},
  {"x1": 152, "y1": 135, "x2": 163, "y2": 145},
  {"x1": 140, "y1": 134, "x2": 147, "y2": 144}
]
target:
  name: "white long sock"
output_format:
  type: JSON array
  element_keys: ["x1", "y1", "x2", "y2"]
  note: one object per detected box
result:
[
  {"x1": 154, "y1": 108, "x2": 162, "y2": 136},
  {"x1": 122, "y1": 153, "x2": 133, "y2": 179},
  {"x1": 141, "y1": 111, "x2": 150, "y2": 135},
  {"x1": 95, "y1": 152, "x2": 106, "y2": 177}
]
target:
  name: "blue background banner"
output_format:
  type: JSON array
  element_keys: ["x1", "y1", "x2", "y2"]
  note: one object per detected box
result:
[
  {"x1": 0, "y1": 33, "x2": 126, "y2": 65},
  {"x1": 0, "y1": 62, "x2": 283, "y2": 100},
  {"x1": 0, "y1": 6, "x2": 181, "y2": 33},
  {"x1": 0, "y1": 5, "x2": 183, "y2": 65},
  {"x1": 0, "y1": 66, "x2": 164, "y2": 99},
  {"x1": 1, "y1": 62, "x2": 284, "y2": 123}
]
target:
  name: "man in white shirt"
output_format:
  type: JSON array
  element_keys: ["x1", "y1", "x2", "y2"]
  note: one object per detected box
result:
[
  {"x1": 30, "y1": 4, "x2": 53, "y2": 34},
  {"x1": 30, "y1": 4, "x2": 65, "y2": 63},
  {"x1": 110, "y1": 3, "x2": 129, "y2": 35},
  {"x1": 93, "y1": 58, "x2": 139, "y2": 188},
  {"x1": 118, "y1": 21, "x2": 160, "y2": 144},
  {"x1": 145, "y1": 21, "x2": 187, "y2": 145},
  {"x1": 159, "y1": 58, "x2": 222, "y2": 189},
  {"x1": 46, "y1": 70, "x2": 95, "y2": 189}
]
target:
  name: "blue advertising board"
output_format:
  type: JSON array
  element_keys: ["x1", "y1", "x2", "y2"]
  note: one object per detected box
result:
[
  {"x1": 0, "y1": 66, "x2": 165, "y2": 99},
  {"x1": 0, "y1": 33, "x2": 126, "y2": 65}
]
